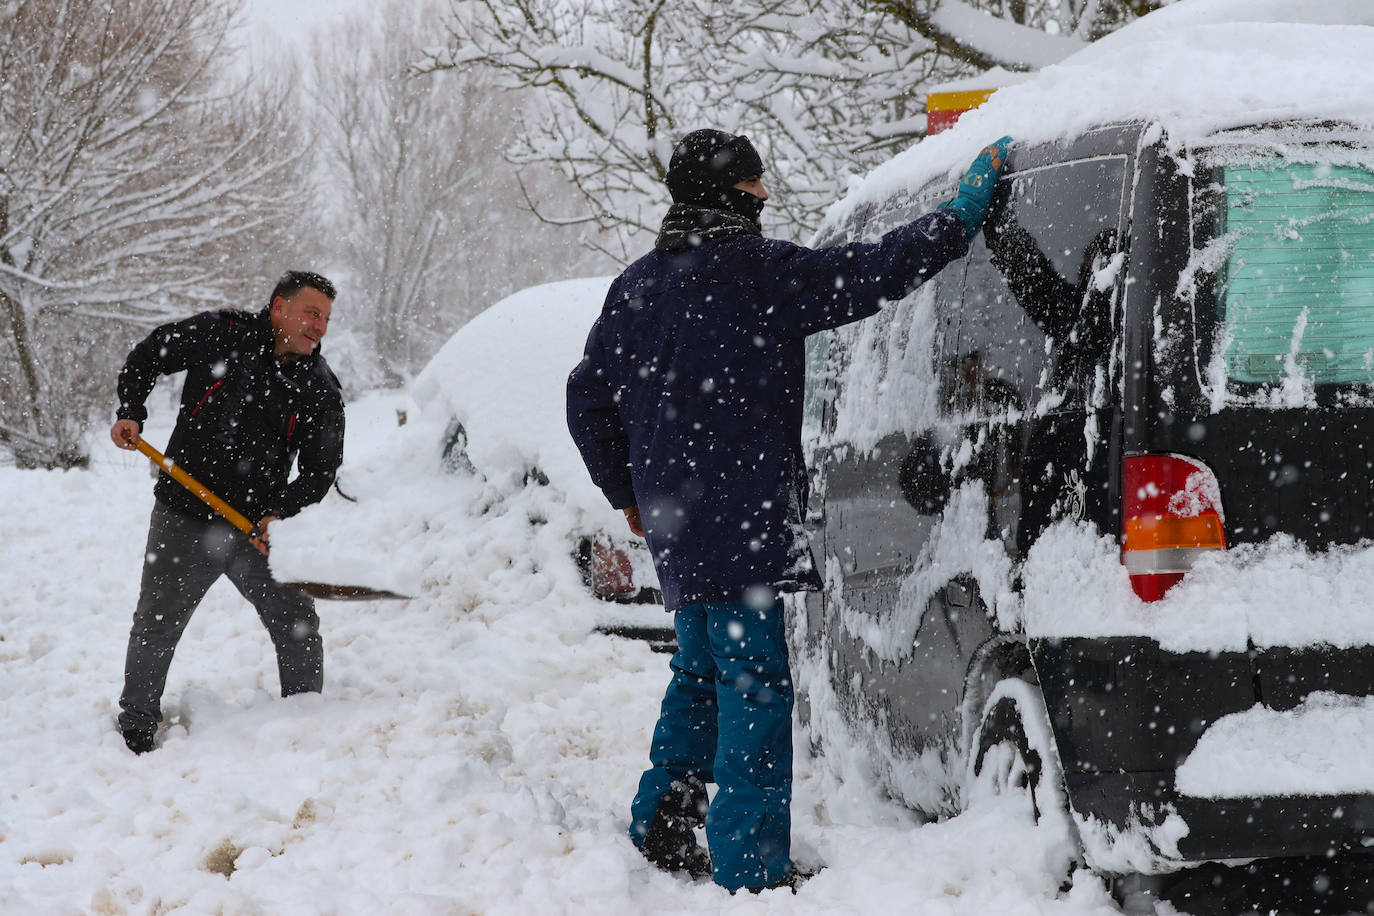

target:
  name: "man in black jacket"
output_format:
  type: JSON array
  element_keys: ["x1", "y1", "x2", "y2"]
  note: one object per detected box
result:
[{"x1": 109, "y1": 270, "x2": 345, "y2": 754}]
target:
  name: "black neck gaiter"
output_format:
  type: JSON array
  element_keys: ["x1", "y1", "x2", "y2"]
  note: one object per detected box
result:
[{"x1": 655, "y1": 185, "x2": 766, "y2": 252}]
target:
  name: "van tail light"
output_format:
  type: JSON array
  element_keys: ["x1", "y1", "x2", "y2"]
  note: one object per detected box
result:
[
  {"x1": 589, "y1": 534, "x2": 636, "y2": 599},
  {"x1": 1121, "y1": 454, "x2": 1227, "y2": 602}
]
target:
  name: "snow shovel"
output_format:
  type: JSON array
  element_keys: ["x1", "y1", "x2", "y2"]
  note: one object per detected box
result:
[{"x1": 134, "y1": 437, "x2": 411, "y2": 601}]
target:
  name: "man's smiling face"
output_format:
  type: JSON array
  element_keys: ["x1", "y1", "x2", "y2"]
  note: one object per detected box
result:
[{"x1": 270, "y1": 286, "x2": 332, "y2": 357}]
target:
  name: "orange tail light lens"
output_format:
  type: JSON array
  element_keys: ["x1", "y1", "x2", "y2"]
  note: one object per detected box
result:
[{"x1": 1121, "y1": 454, "x2": 1227, "y2": 601}]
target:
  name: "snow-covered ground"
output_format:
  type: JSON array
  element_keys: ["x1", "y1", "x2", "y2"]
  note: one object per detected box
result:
[
  {"x1": 0, "y1": 395, "x2": 1122, "y2": 915},
  {"x1": 9, "y1": 2, "x2": 1374, "y2": 912}
]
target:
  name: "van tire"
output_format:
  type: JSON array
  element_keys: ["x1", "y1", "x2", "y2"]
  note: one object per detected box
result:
[
  {"x1": 958, "y1": 635, "x2": 1034, "y2": 755},
  {"x1": 969, "y1": 686, "x2": 1046, "y2": 819},
  {"x1": 967, "y1": 677, "x2": 1073, "y2": 821},
  {"x1": 968, "y1": 678, "x2": 1082, "y2": 886}
]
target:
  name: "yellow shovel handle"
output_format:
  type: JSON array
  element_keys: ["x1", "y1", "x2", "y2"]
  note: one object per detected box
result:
[{"x1": 134, "y1": 437, "x2": 255, "y2": 536}]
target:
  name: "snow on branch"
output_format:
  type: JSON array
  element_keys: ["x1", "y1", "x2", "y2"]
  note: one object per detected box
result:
[{"x1": 873, "y1": 0, "x2": 1085, "y2": 71}]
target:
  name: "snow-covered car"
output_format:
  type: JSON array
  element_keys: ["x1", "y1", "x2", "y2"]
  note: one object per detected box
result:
[
  {"x1": 410, "y1": 278, "x2": 670, "y2": 643},
  {"x1": 795, "y1": 0, "x2": 1374, "y2": 902}
]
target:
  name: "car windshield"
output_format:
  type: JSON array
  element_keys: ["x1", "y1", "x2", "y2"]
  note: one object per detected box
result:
[{"x1": 1215, "y1": 156, "x2": 1374, "y2": 388}]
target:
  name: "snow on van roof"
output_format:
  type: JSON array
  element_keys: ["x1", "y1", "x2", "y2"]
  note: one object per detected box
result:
[
  {"x1": 821, "y1": 0, "x2": 1374, "y2": 233},
  {"x1": 925, "y1": 66, "x2": 1034, "y2": 97}
]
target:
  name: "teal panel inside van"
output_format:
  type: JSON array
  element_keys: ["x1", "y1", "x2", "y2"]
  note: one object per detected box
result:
[{"x1": 1221, "y1": 162, "x2": 1374, "y2": 385}]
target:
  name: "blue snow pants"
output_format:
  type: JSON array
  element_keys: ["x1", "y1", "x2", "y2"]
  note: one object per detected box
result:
[{"x1": 629, "y1": 598, "x2": 794, "y2": 891}]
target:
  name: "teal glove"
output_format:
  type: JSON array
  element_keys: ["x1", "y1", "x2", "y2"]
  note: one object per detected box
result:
[{"x1": 941, "y1": 136, "x2": 1012, "y2": 240}]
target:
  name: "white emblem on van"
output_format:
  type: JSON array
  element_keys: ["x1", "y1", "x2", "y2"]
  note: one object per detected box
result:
[{"x1": 1055, "y1": 469, "x2": 1087, "y2": 522}]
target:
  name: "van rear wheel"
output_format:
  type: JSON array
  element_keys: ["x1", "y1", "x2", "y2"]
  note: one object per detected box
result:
[
  {"x1": 968, "y1": 678, "x2": 1082, "y2": 885},
  {"x1": 970, "y1": 682, "x2": 1046, "y2": 819},
  {"x1": 968, "y1": 677, "x2": 1079, "y2": 834}
]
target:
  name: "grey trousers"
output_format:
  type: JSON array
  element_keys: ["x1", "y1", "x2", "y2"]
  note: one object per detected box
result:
[{"x1": 117, "y1": 501, "x2": 323, "y2": 733}]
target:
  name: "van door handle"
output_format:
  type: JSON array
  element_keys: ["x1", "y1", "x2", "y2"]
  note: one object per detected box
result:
[{"x1": 944, "y1": 579, "x2": 974, "y2": 608}]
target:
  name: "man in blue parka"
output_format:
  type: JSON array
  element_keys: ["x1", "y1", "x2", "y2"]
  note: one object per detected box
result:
[{"x1": 567, "y1": 129, "x2": 1010, "y2": 892}]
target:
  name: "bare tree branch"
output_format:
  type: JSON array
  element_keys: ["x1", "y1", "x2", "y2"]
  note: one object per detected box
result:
[
  {"x1": 307, "y1": 0, "x2": 610, "y2": 383},
  {"x1": 424, "y1": 0, "x2": 1159, "y2": 256},
  {"x1": 0, "y1": 0, "x2": 308, "y2": 467}
]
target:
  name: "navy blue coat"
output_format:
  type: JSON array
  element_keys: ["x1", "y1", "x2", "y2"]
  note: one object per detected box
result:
[{"x1": 567, "y1": 209, "x2": 969, "y2": 611}]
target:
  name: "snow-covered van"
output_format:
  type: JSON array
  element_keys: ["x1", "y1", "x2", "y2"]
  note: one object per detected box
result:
[{"x1": 795, "y1": 0, "x2": 1374, "y2": 890}]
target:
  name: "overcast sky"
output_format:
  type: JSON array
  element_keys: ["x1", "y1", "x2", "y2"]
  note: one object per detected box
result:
[{"x1": 239, "y1": 0, "x2": 368, "y2": 51}]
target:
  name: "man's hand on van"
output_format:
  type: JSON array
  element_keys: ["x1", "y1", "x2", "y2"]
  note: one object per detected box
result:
[{"x1": 941, "y1": 136, "x2": 1013, "y2": 241}]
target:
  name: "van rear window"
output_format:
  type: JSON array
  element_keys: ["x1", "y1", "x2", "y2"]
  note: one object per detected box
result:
[{"x1": 1220, "y1": 161, "x2": 1374, "y2": 386}]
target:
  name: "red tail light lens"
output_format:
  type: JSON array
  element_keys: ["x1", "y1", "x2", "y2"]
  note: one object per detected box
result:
[
  {"x1": 1121, "y1": 454, "x2": 1226, "y2": 602},
  {"x1": 589, "y1": 535, "x2": 636, "y2": 598}
]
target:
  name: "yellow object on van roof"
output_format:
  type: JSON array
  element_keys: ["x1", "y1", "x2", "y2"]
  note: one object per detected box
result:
[
  {"x1": 926, "y1": 88, "x2": 998, "y2": 134},
  {"x1": 924, "y1": 66, "x2": 1032, "y2": 135}
]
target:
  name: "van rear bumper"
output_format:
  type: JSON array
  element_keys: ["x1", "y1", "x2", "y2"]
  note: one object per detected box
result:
[
  {"x1": 1034, "y1": 635, "x2": 1374, "y2": 868},
  {"x1": 1069, "y1": 771, "x2": 1374, "y2": 864}
]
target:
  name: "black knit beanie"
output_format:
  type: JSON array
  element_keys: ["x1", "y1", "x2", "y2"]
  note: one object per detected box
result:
[{"x1": 665, "y1": 129, "x2": 766, "y2": 217}]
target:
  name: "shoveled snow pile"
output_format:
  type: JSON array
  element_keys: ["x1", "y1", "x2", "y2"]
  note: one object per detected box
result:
[{"x1": 268, "y1": 275, "x2": 665, "y2": 634}]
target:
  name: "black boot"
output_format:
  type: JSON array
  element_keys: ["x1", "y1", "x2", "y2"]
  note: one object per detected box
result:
[
  {"x1": 745, "y1": 865, "x2": 822, "y2": 895},
  {"x1": 639, "y1": 776, "x2": 711, "y2": 879},
  {"x1": 122, "y1": 725, "x2": 156, "y2": 755}
]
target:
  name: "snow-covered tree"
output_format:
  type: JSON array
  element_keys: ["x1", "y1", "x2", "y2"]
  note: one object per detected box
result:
[
  {"x1": 0, "y1": 0, "x2": 305, "y2": 468},
  {"x1": 309, "y1": 0, "x2": 611, "y2": 383},
  {"x1": 426, "y1": 0, "x2": 1164, "y2": 253}
]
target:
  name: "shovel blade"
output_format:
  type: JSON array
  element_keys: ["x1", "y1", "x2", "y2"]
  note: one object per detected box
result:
[{"x1": 286, "y1": 581, "x2": 413, "y2": 601}]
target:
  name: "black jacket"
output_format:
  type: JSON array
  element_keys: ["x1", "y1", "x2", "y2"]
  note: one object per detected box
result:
[{"x1": 117, "y1": 308, "x2": 344, "y2": 523}]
